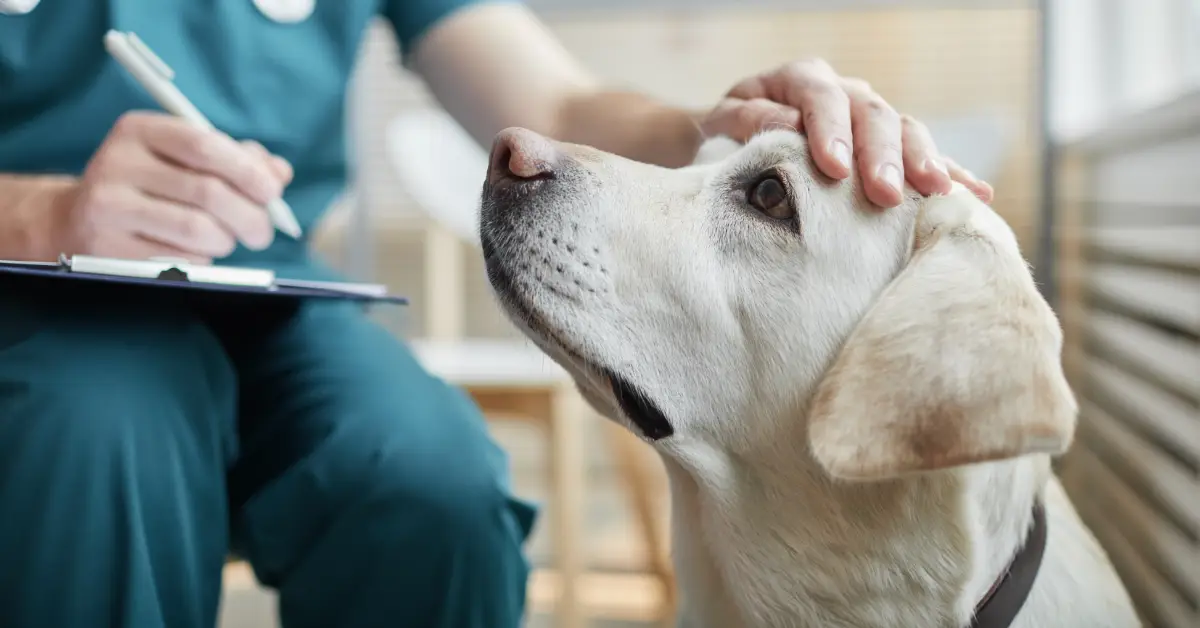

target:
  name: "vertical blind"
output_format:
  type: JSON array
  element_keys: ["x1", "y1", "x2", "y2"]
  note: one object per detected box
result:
[{"x1": 1057, "y1": 91, "x2": 1200, "y2": 628}]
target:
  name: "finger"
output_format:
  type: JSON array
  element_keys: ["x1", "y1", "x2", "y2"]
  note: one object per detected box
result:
[
  {"x1": 701, "y1": 98, "x2": 801, "y2": 143},
  {"x1": 241, "y1": 140, "x2": 294, "y2": 184},
  {"x1": 132, "y1": 202, "x2": 238, "y2": 259},
  {"x1": 103, "y1": 186, "x2": 239, "y2": 259},
  {"x1": 96, "y1": 234, "x2": 213, "y2": 264},
  {"x1": 725, "y1": 58, "x2": 835, "y2": 101},
  {"x1": 943, "y1": 157, "x2": 995, "y2": 203},
  {"x1": 732, "y1": 61, "x2": 853, "y2": 179},
  {"x1": 130, "y1": 155, "x2": 275, "y2": 251},
  {"x1": 899, "y1": 114, "x2": 952, "y2": 197},
  {"x1": 725, "y1": 74, "x2": 771, "y2": 101},
  {"x1": 846, "y1": 83, "x2": 904, "y2": 208},
  {"x1": 794, "y1": 79, "x2": 853, "y2": 180},
  {"x1": 127, "y1": 115, "x2": 284, "y2": 206}
]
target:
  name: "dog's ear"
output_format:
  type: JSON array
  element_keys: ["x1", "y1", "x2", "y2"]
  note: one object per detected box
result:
[{"x1": 807, "y1": 186, "x2": 1077, "y2": 481}]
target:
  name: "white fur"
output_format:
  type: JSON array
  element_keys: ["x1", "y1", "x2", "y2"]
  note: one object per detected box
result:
[{"x1": 479, "y1": 130, "x2": 1140, "y2": 627}]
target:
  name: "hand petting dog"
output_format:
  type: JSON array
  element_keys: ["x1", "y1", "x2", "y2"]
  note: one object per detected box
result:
[{"x1": 700, "y1": 58, "x2": 995, "y2": 208}]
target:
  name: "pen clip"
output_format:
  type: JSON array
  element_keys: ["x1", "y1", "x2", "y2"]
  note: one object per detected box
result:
[{"x1": 122, "y1": 32, "x2": 175, "y2": 81}]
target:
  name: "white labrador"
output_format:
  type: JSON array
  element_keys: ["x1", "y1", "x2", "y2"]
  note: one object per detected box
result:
[{"x1": 478, "y1": 127, "x2": 1139, "y2": 628}]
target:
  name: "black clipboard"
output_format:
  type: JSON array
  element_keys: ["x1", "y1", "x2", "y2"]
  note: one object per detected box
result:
[{"x1": 0, "y1": 255, "x2": 408, "y2": 306}]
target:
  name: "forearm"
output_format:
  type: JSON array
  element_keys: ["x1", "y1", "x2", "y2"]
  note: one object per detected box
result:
[
  {"x1": 552, "y1": 91, "x2": 706, "y2": 169},
  {"x1": 408, "y1": 4, "x2": 705, "y2": 169},
  {"x1": 0, "y1": 174, "x2": 73, "y2": 261}
]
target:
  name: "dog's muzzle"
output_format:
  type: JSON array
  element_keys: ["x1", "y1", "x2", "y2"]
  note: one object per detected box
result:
[{"x1": 478, "y1": 129, "x2": 676, "y2": 442}]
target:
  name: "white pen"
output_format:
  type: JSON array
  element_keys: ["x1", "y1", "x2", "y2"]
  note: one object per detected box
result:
[{"x1": 103, "y1": 30, "x2": 303, "y2": 239}]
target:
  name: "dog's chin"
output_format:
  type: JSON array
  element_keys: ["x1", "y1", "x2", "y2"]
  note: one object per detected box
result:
[
  {"x1": 533, "y1": 333, "x2": 675, "y2": 443},
  {"x1": 483, "y1": 252, "x2": 675, "y2": 441},
  {"x1": 509, "y1": 304, "x2": 675, "y2": 442}
]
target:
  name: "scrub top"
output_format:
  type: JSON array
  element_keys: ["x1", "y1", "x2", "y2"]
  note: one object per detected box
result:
[{"x1": 0, "y1": 0, "x2": 489, "y2": 273}]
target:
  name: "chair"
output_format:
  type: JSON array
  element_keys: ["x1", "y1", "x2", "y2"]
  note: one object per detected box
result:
[{"x1": 382, "y1": 108, "x2": 675, "y2": 627}]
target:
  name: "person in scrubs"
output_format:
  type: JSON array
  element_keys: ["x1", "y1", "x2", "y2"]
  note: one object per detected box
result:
[{"x1": 0, "y1": 1, "x2": 992, "y2": 627}]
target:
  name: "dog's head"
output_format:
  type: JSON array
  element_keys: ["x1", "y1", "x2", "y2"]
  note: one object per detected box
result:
[{"x1": 480, "y1": 127, "x2": 1075, "y2": 481}]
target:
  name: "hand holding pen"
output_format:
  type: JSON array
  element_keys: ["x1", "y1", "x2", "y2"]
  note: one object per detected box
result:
[
  {"x1": 46, "y1": 109, "x2": 293, "y2": 263},
  {"x1": 37, "y1": 30, "x2": 305, "y2": 264}
]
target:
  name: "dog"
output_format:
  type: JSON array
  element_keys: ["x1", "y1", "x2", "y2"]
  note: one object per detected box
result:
[{"x1": 478, "y1": 126, "x2": 1139, "y2": 628}]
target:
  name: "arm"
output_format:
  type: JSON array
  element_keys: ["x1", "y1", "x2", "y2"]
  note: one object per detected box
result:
[
  {"x1": 398, "y1": 1, "x2": 992, "y2": 203},
  {"x1": 406, "y1": 3, "x2": 706, "y2": 168},
  {"x1": 0, "y1": 174, "x2": 73, "y2": 261}
]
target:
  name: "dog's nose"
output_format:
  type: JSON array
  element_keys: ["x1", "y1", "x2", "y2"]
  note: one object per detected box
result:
[{"x1": 487, "y1": 127, "x2": 558, "y2": 188}]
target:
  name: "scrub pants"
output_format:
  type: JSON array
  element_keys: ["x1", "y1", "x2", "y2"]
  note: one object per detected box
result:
[{"x1": 0, "y1": 284, "x2": 537, "y2": 628}]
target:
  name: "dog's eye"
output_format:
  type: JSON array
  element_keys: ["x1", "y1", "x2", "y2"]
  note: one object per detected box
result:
[{"x1": 747, "y1": 175, "x2": 793, "y2": 220}]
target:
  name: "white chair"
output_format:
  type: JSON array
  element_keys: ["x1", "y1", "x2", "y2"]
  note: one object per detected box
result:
[{"x1": 384, "y1": 108, "x2": 675, "y2": 627}]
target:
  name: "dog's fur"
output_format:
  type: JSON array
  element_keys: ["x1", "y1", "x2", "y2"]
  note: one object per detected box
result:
[{"x1": 479, "y1": 129, "x2": 1140, "y2": 627}]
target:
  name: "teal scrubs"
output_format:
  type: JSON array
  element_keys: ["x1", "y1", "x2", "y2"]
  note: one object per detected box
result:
[{"x1": 0, "y1": 2, "x2": 537, "y2": 627}]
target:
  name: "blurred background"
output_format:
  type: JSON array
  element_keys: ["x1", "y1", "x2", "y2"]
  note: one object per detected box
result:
[{"x1": 220, "y1": 0, "x2": 1200, "y2": 626}]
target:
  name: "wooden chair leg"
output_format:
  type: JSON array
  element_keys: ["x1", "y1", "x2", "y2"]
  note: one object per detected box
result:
[
  {"x1": 549, "y1": 386, "x2": 587, "y2": 628},
  {"x1": 602, "y1": 420, "x2": 677, "y2": 625},
  {"x1": 422, "y1": 224, "x2": 465, "y2": 342}
]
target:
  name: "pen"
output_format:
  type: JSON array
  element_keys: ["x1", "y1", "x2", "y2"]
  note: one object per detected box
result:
[{"x1": 103, "y1": 30, "x2": 303, "y2": 239}]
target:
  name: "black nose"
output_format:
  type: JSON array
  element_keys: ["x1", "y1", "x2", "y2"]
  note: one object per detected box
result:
[{"x1": 487, "y1": 127, "x2": 558, "y2": 188}]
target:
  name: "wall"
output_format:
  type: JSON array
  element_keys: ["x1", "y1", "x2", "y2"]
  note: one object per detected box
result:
[{"x1": 1047, "y1": 0, "x2": 1200, "y2": 142}]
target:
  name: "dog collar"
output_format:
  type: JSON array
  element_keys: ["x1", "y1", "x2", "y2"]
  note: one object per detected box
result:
[{"x1": 970, "y1": 500, "x2": 1047, "y2": 628}]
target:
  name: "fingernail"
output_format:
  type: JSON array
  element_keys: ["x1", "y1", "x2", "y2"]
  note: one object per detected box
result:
[
  {"x1": 830, "y1": 140, "x2": 852, "y2": 171},
  {"x1": 273, "y1": 157, "x2": 294, "y2": 181},
  {"x1": 878, "y1": 163, "x2": 902, "y2": 192},
  {"x1": 924, "y1": 158, "x2": 948, "y2": 177}
]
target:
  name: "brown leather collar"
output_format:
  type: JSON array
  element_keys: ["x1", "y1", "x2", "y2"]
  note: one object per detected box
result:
[{"x1": 969, "y1": 500, "x2": 1047, "y2": 628}]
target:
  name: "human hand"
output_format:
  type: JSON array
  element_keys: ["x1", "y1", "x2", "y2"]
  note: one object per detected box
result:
[
  {"x1": 699, "y1": 59, "x2": 994, "y2": 208},
  {"x1": 49, "y1": 111, "x2": 293, "y2": 263}
]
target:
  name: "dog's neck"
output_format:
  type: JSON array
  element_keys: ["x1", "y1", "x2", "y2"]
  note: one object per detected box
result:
[{"x1": 660, "y1": 422, "x2": 1050, "y2": 628}]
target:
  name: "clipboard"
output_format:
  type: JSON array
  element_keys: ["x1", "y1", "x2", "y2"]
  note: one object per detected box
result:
[{"x1": 0, "y1": 255, "x2": 408, "y2": 305}]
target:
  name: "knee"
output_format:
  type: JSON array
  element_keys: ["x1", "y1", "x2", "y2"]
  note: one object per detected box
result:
[
  {"x1": 350, "y1": 393, "x2": 537, "y2": 556},
  {"x1": 387, "y1": 435, "x2": 535, "y2": 552},
  {"x1": 408, "y1": 460, "x2": 533, "y2": 547}
]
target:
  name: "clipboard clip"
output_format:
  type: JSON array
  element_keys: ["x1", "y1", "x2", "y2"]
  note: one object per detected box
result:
[
  {"x1": 156, "y1": 267, "x2": 191, "y2": 282},
  {"x1": 61, "y1": 254, "x2": 278, "y2": 288},
  {"x1": 148, "y1": 256, "x2": 195, "y2": 283}
]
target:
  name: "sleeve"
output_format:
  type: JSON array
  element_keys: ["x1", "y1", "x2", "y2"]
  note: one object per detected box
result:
[{"x1": 384, "y1": 0, "x2": 520, "y2": 57}]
